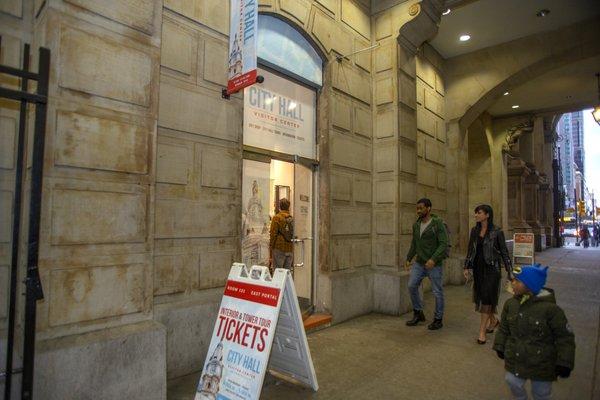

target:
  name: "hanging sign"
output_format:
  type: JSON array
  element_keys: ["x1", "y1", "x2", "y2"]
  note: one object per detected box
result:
[
  {"x1": 195, "y1": 264, "x2": 318, "y2": 400},
  {"x1": 227, "y1": 0, "x2": 258, "y2": 95},
  {"x1": 243, "y1": 69, "x2": 316, "y2": 159},
  {"x1": 513, "y1": 233, "x2": 535, "y2": 260}
]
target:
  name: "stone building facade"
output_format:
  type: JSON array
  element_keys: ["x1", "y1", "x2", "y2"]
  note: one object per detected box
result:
[{"x1": 2, "y1": 0, "x2": 599, "y2": 398}]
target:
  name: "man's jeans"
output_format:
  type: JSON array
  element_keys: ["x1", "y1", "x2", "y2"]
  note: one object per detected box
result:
[
  {"x1": 505, "y1": 372, "x2": 552, "y2": 400},
  {"x1": 407, "y1": 262, "x2": 444, "y2": 320},
  {"x1": 272, "y1": 249, "x2": 293, "y2": 270}
]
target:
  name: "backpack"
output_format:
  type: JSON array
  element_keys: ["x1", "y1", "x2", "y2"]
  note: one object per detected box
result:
[
  {"x1": 433, "y1": 220, "x2": 451, "y2": 258},
  {"x1": 280, "y1": 215, "x2": 294, "y2": 242}
]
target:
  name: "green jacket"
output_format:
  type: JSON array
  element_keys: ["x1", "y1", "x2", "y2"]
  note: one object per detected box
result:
[
  {"x1": 493, "y1": 288, "x2": 575, "y2": 381},
  {"x1": 406, "y1": 214, "x2": 448, "y2": 266}
]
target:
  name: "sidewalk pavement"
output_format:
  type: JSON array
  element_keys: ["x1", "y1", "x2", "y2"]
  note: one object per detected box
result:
[{"x1": 168, "y1": 247, "x2": 600, "y2": 400}]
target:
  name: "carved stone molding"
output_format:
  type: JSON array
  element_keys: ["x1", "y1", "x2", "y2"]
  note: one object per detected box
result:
[
  {"x1": 502, "y1": 120, "x2": 533, "y2": 154},
  {"x1": 398, "y1": 0, "x2": 444, "y2": 55}
]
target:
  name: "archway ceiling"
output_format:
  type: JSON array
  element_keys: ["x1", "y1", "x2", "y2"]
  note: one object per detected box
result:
[
  {"x1": 430, "y1": 0, "x2": 600, "y2": 59},
  {"x1": 486, "y1": 54, "x2": 600, "y2": 117}
]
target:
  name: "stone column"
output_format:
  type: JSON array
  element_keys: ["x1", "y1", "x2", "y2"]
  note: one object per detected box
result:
[
  {"x1": 524, "y1": 169, "x2": 544, "y2": 251},
  {"x1": 538, "y1": 178, "x2": 552, "y2": 249},
  {"x1": 507, "y1": 158, "x2": 532, "y2": 236}
]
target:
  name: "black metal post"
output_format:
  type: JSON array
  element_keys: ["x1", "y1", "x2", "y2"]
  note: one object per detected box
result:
[
  {"x1": 552, "y1": 158, "x2": 562, "y2": 248},
  {"x1": 4, "y1": 42, "x2": 30, "y2": 400},
  {"x1": 574, "y1": 188, "x2": 579, "y2": 246},
  {"x1": 21, "y1": 46, "x2": 50, "y2": 400}
]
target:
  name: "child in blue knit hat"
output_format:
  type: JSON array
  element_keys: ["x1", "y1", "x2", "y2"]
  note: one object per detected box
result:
[{"x1": 493, "y1": 264, "x2": 575, "y2": 400}]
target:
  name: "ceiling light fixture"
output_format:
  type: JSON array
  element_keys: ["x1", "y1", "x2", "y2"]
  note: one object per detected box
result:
[
  {"x1": 442, "y1": 9, "x2": 451, "y2": 15},
  {"x1": 512, "y1": 105, "x2": 520, "y2": 109},
  {"x1": 536, "y1": 9, "x2": 550, "y2": 17},
  {"x1": 459, "y1": 34, "x2": 471, "y2": 42},
  {"x1": 593, "y1": 73, "x2": 600, "y2": 126},
  {"x1": 504, "y1": 91, "x2": 509, "y2": 96}
]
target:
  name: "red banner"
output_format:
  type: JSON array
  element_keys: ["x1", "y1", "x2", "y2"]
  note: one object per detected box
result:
[
  {"x1": 227, "y1": 69, "x2": 257, "y2": 95},
  {"x1": 224, "y1": 279, "x2": 280, "y2": 307}
]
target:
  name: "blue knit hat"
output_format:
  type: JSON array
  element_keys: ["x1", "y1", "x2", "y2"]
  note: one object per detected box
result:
[{"x1": 514, "y1": 264, "x2": 548, "y2": 295}]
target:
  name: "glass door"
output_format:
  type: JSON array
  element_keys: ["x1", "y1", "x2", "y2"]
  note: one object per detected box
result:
[{"x1": 292, "y1": 161, "x2": 313, "y2": 314}]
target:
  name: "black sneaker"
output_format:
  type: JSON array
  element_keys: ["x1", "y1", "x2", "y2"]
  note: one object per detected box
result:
[
  {"x1": 427, "y1": 318, "x2": 443, "y2": 330},
  {"x1": 406, "y1": 310, "x2": 426, "y2": 326}
]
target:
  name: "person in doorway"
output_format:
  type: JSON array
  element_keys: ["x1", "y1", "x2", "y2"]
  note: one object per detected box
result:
[
  {"x1": 593, "y1": 224, "x2": 600, "y2": 247},
  {"x1": 494, "y1": 264, "x2": 575, "y2": 400},
  {"x1": 269, "y1": 198, "x2": 294, "y2": 271},
  {"x1": 463, "y1": 204, "x2": 513, "y2": 344},
  {"x1": 404, "y1": 198, "x2": 449, "y2": 330}
]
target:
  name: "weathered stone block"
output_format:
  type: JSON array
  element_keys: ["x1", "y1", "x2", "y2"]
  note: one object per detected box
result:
[
  {"x1": 332, "y1": 63, "x2": 371, "y2": 104},
  {"x1": 58, "y1": 26, "x2": 153, "y2": 107},
  {"x1": 351, "y1": 238, "x2": 371, "y2": 267},
  {"x1": 416, "y1": 79, "x2": 425, "y2": 105},
  {"x1": 55, "y1": 111, "x2": 149, "y2": 174},
  {"x1": 332, "y1": 94, "x2": 351, "y2": 131},
  {"x1": 374, "y1": 12, "x2": 392, "y2": 40},
  {"x1": 399, "y1": 105, "x2": 416, "y2": 141},
  {"x1": 315, "y1": 0, "x2": 336, "y2": 14},
  {"x1": 199, "y1": 250, "x2": 235, "y2": 289},
  {"x1": 0, "y1": 0, "x2": 21, "y2": 17},
  {"x1": 156, "y1": 142, "x2": 191, "y2": 185},
  {"x1": 155, "y1": 198, "x2": 237, "y2": 238},
  {"x1": 341, "y1": 0, "x2": 370, "y2": 39},
  {"x1": 331, "y1": 133, "x2": 371, "y2": 172},
  {"x1": 400, "y1": 211, "x2": 414, "y2": 234},
  {"x1": 201, "y1": 147, "x2": 239, "y2": 190},
  {"x1": 425, "y1": 89, "x2": 444, "y2": 119},
  {"x1": 416, "y1": 56, "x2": 436, "y2": 88},
  {"x1": 374, "y1": 43, "x2": 393, "y2": 73},
  {"x1": 437, "y1": 170, "x2": 447, "y2": 190},
  {"x1": 158, "y1": 81, "x2": 241, "y2": 142},
  {"x1": 154, "y1": 291, "x2": 221, "y2": 378},
  {"x1": 353, "y1": 175, "x2": 371, "y2": 203},
  {"x1": 203, "y1": 39, "x2": 228, "y2": 86},
  {"x1": 161, "y1": 19, "x2": 194, "y2": 75},
  {"x1": 51, "y1": 188, "x2": 146, "y2": 245},
  {"x1": 376, "y1": 76, "x2": 394, "y2": 105},
  {"x1": 0, "y1": 116, "x2": 15, "y2": 169},
  {"x1": 417, "y1": 160, "x2": 436, "y2": 187},
  {"x1": 353, "y1": 105, "x2": 372, "y2": 138},
  {"x1": 417, "y1": 106, "x2": 436, "y2": 138},
  {"x1": 65, "y1": 0, "x2": 156, "y2": 34},
  {"x1": 0, "y1": 265, "x2": 8, "y2": 318},
  {"x1": 280, "y1": 0, "x2": 310, "y2": 26},
  {"x1": 312, "y1": 10, "x2": 352, "y2": 56},
  {"x1": 376, "y1": 107, "x2": 396, "y2": 139},
  {"x1": 375, "y1": 210, "x2": 394, "y2": 235},
  {"x1": 0, "y1": 191, "x2": 10, "y2": 243},
  {"x1": 35, "y1": 321, "x2": 166, "y2": 400},
  {"x1": 376, "y1": 240, "x2": 396, "y2": 267},
  {"x1": 398, "y1": 72, "x2": 416, "y2": 110},
  {"x1": 399, "y1": 180, "x2": 416, "y2": 204},
  {"x1": 164, "y1": 0, "x2": 229, "y2": 35},
  {"x1": 400, "y1": 145, "x2": 417, "y2": 175},
  {"x1": 355, "y1": 38, "x2": 371, "y2": 72},
  {"x1": 375, "y1": 145, "x2": 396, "y2": 173},
  {"x1": 373, "y1": 271, "x2": 412, "y2": 315},
  {"x1": 331, "y1": 270, "x2": 373, "y2": 324},
  {"x1": 331, "y1": 238, "x2": 351, "y2": 270},
  {"x1": 376, "y1": 180, "x2": 395, "y2": 204},
  {"x1": 154, "y1": 253, "x2": 197, "y2": 295},
  {"x1": 331, "y1": 208, "x2": 371, "y2": 235},
  {"x1": 331, "y1": 171, "x2": 351, "y2": 201},
  {"x1": 48, "y1": 264, "x2": 146, "y2": 326}
]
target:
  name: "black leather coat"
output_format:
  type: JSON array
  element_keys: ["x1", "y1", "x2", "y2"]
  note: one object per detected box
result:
[{"x1": 464, "y1": 226, "x2": 513, "y2": 275}]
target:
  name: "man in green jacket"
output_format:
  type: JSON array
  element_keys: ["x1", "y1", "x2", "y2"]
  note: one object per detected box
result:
[
  {"x1": 404, "y1": 198, "x2": 448, "y2": 330},
  {"x1": 494, "y1": 264, "x2": 575, "y2": 400}
]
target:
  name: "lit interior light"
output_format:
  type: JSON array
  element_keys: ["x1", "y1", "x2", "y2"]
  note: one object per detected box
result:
[
  {"x1": 288, "y1": 102, "x2": 297, "y2": 110},
  {"x1": 265, "y1": 98, "x2": 273, "y2": 105},
  {"x1": 442, "y1": 9, "x2": 451, "y2": 15},
  {"x1": 504, "y1": 91, "x2": 509, "y2": 96},
  {"x1": 459, "y1": 34, "x2": 471, "y2": 42},
  {"x1": 512, "y1": 105, "x2": 520, "y2": 109}
]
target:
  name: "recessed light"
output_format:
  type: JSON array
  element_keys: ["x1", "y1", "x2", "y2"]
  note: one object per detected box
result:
[
  {"x1": 512, "y1": 105, "x2": 520, "y2": 109},
  {"x1": 442, "y1": 9, "x2": 451, "y2": 16},
  {"x1": 536, "y1": 9, "x2": 550, "y2": 17},
  {"x1": 503, "y1": 91, "x2": 509, "y2": 96},
  {"x1": 459, "y1": 34, "x2": 471, "y2": 42}
]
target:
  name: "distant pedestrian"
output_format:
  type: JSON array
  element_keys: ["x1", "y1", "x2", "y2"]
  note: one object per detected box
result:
[
  {"x1": 593, "y1": 224, "x2": 599, "y2": 247},
  {"x1": 580, "y1": 226, "x2": 590, "y2": 248},
  {"x1": 494, "y1": 264, "x2": 575, "y2": 400},
  {"x1": 404, "y1": 198, "x2": 449, "y2": 330},
  {"x1": 463, "y1": 204, "x2": 513, "y2": 344}
]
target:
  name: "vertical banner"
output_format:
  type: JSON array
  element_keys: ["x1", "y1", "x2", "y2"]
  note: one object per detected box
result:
[{"x1": 227, "y1": 0, "x2": 258, "y2": 94}]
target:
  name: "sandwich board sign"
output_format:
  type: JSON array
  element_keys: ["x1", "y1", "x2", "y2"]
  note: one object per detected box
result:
[
  {"x1": 513, "y1": 233, "x2": 535, "y2": 266},
  {"x1": 195, "y1": 263, "x2": 318, "y2": 400}
]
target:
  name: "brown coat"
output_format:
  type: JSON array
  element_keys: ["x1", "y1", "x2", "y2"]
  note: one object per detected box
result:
[{"x1": 269, "y1": 211, "x2": 293, "y2": 253}]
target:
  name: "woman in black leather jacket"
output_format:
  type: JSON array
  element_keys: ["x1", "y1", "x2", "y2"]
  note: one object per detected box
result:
[{"x1": 463, "y1": 204, "x2": 513, "y2": 344}]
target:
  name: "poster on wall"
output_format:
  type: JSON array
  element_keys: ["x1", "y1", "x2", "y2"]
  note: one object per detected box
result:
[
  {"x1": 243, "y1": 69, "x2": 316, "y2": 160},
  {"x1": 513, "y1": 233, "x2": 535, "y2": 260},
  {"x1": 227, "y1": 0, "x2": 258, "y2": 94},
  {"x1": 241, "y1": 160, "x2": 271, "y2": 267},
  {"x1": 195, "y1": 264, "x2": 318, "y2": 400}
]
